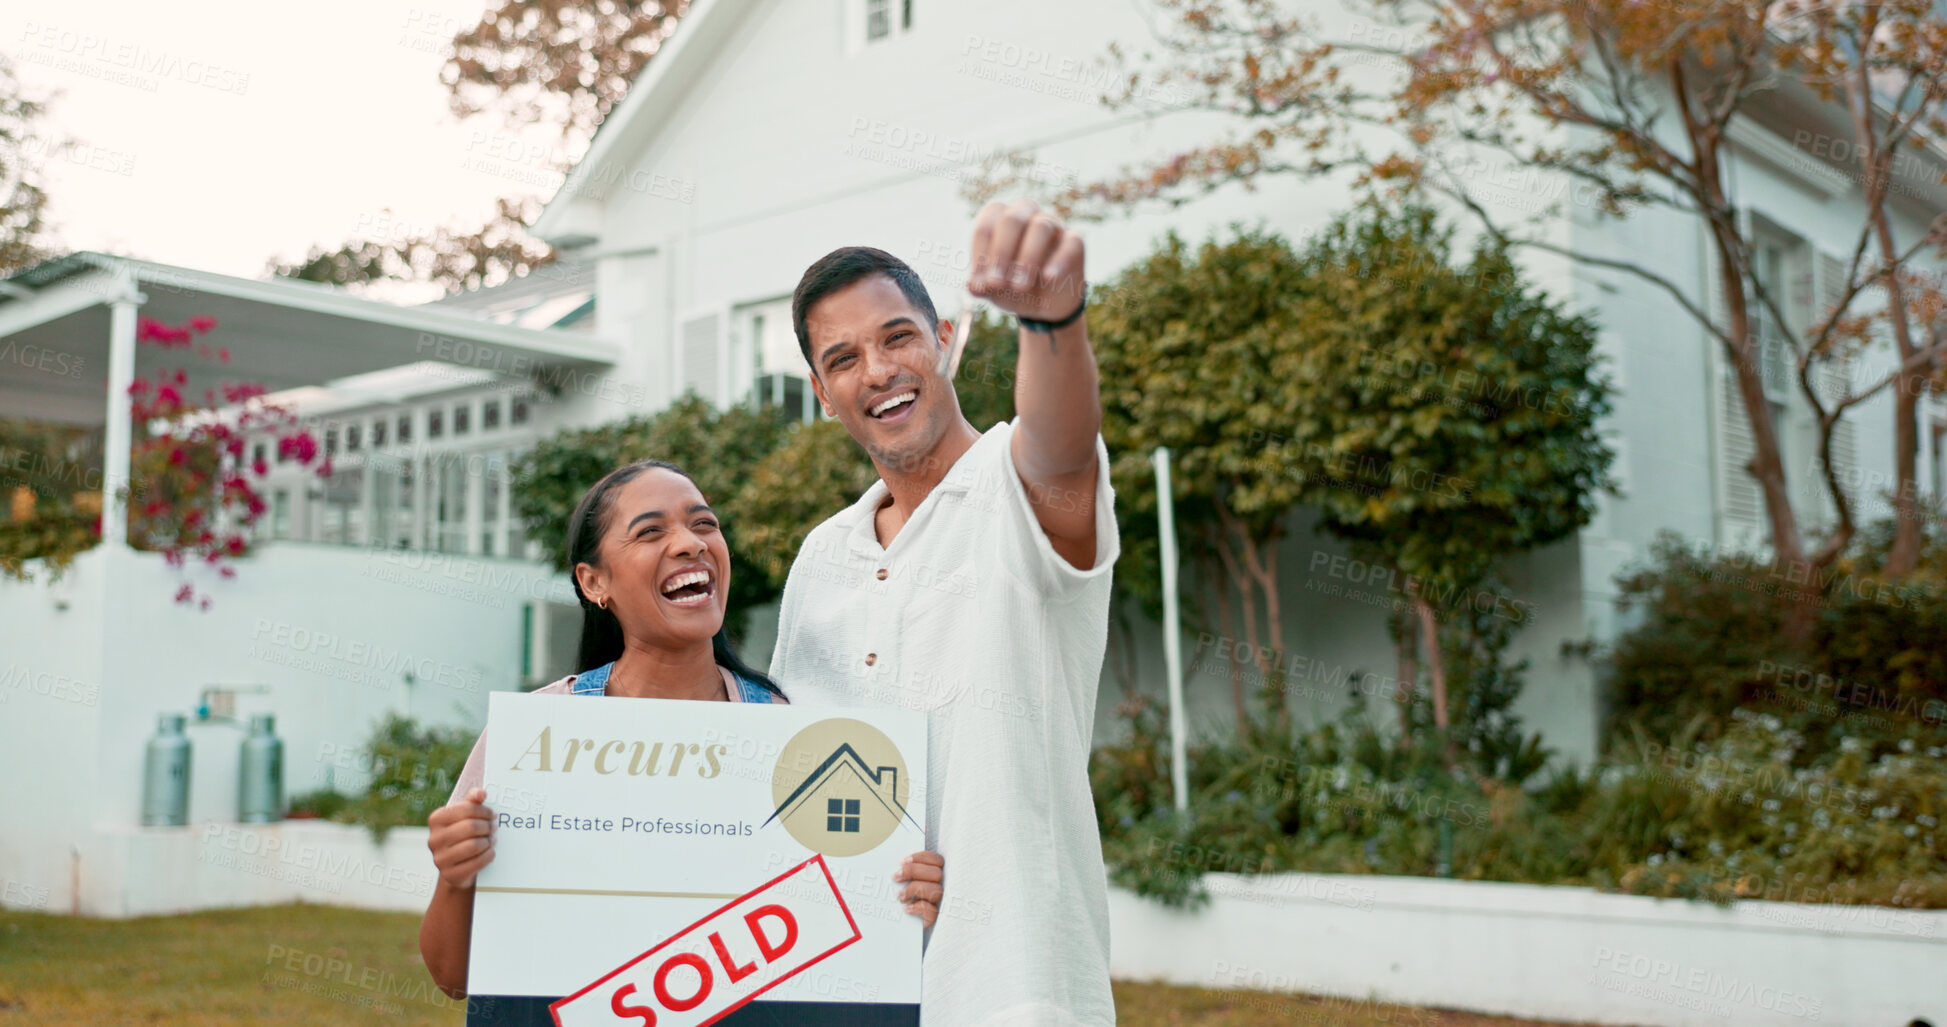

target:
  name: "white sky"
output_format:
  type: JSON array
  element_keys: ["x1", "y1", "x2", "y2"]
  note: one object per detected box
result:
[{"x1": 4, "y1": 0, "x2": 576, "y2": 284}]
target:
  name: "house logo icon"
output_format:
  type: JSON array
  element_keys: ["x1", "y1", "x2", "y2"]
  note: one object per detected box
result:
[{"x1": 763, "y1": 718, "x2": 916, "y2": 857}]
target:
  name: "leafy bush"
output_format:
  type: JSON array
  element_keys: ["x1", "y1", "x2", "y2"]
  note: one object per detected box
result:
[
  {"x1": 1604, "y1": 521, "x2": 1947, "y2": 759},
  {"x1": 331, "y1": 714, "x2": 475, "y2": 842},
  {"x1": 1587, "y1": 712, "x2": 1946, "y2": 908},
  {"x1": 1094, "y1": 696, "x2": 1580, "y2": 907},
  {"x1": 1093, "y1": 699, "x2": 1947, "y2": 910},
  {"x1": 285, "y1": 787, "x2": 350, "y2": 820}
]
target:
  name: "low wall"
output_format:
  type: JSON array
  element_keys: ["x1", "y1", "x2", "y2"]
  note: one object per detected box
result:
[
  {"x1": 68, "y1": 821, "x2": 435, "y2": 918},
  {"x1": 1108, "y1": 872, "x2": 1947, "y2": 1026}
]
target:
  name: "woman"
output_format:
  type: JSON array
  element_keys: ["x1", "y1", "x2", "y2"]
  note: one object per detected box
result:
[{"x1": 419, "y1": 459, "x2": 946, "y2": 998}]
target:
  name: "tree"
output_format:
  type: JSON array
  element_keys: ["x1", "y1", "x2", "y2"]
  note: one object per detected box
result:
[
  {"x1": 1091, "y1": 228, "x2": 1316, "y2": 736},
  {"x1": 268, "y1": 197, "x2": 555, "y2": 295},
  {"x1": 993, "y1": 0, "x2": 1947, "y2": 632},
  {"x1": 1, "y1": 316, "x2": 325, "y2": 605},
  {"x1": 0, "y1": 53, "x2": 57, "y2": 276},
  {"x1": 1278, "y1": 206, "x2": 1616, "y2": 754},
  {"x1": 126, "y1": 316, "x2": 325, "y2": 607},
  {"x1": 442, "y1": 0, "x2": 688, "y2": 145},
  {"x1": 725, "y1": 418, "x2": 878, "y2": 589}
]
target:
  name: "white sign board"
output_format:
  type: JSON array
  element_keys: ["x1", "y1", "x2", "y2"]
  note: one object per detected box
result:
[{"x1": 466, "y1": 692, "x2": 926, "y2": 1026}]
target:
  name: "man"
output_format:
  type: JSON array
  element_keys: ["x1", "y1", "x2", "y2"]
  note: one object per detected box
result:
[{"x1": 770, "y1": 199, "x2": 1117, "y2": 1026}]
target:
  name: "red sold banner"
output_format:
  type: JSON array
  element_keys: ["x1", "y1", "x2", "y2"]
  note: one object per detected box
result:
[{"x1": 550, "y1": 855, "x2": 862, "y2": 1027}]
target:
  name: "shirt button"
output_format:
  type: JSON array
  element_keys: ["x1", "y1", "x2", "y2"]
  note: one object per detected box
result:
[
  {"x1": 864, "y1": 653, "x2": 878, "y2": 666},
  {"x1": 875, "y1": 568, "x2": 888, "y2": 580}
]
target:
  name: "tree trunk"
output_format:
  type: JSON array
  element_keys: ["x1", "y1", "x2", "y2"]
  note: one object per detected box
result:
[
  {"x1": 1413, "y1": 595, "x2": 1449, "y2": 733},
  {"x1": 1414, "y1": 594, "x2": 1462, "y2": 769},
  {"x1": 1672, "y1": 63, "x2": 1814, "y2": 639},
  {"x1": 1843, "y1": 1, "x2": 1927, "y2": 577},
  {"x1": 1213, "y1": 571, "x2": 1247, "y2": 737},
  {"x1": 1212, "y1": 523, "x2": 1262, "y2": 739},
  {"x1": 1233, "y1": 519, "x2": 1288, "y2": 732}
]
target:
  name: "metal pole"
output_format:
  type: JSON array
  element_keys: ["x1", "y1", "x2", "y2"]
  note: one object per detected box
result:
[{"x1": 1154, "y1": 446, "x2": 1188, "y2": 814}]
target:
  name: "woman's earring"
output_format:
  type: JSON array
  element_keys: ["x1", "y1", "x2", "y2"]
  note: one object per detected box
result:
[{"x1": 596, "y1": 597, "x2": 608, "y2": 610}]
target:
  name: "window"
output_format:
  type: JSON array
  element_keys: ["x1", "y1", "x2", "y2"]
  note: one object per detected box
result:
[
  {"x1": 1752, "y1": 242, "x2": 1793, "y2": 402},
  {"x1": 511, "y1": 395, "x2": 531, "y2": 426},
  {"x1": 398, "y1": 413, "x2": 413, "y2": 444},
  {"x1": 324, "y1": 426, "x2": 338, "y2": 457},
  {"x1": 826, "y1": 798, "x2": 860, "y2": 833},
  {"x1": 345, "y1": 424, "x2": 361, "y2": 452},
  {"x1": 853, "y1": 0, "x2": 911, "y2": 49},
  {"x1": 751, "y1": 372, "x2": 817, "y2": 424},
  {"x1": 252, "y1": 442, "x2": 268, "y2": 468},
  {"x1": 371, "y1": 419, "x2": 386, "y2": 447},
  {"x1": 483, "y1": 399, "x2": 501, "y2": 430},
  {"x1": 453, "y1": 404, "x2": 470, "y2": 436}
]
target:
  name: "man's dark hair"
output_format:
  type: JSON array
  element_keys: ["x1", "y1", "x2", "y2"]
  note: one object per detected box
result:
[{"x1": 791, "y1": 246, "x2": 938, "y2": 371}]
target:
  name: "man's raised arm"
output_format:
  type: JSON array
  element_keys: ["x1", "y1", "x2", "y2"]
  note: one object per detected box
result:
[{"x1": 967, "y1": 198, "x2": 1103, "y2": 571}]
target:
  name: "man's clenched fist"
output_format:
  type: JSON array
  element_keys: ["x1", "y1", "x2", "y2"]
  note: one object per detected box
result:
[{"x1": 967, "y1": 199, "x2": 1086, "y2": 322}]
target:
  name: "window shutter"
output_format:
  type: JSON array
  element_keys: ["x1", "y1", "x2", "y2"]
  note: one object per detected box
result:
[
  {"x1": 1706, "y1": 234, "x2": 1766, "y2": 548},
  {"x1": 679, "y1": 312, "x2": 723, "y2": 405}
]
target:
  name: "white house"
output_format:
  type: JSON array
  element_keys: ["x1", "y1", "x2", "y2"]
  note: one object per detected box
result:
[
  {"x1": 515, "y1": 0, "x2": 1947, "y2": 764},
  {"x1": 3, "y1": 0, "x2": 1943, "y2": 933},
  {"x1": 0, "y1": 253, "x2": 607, "y2": 915}
]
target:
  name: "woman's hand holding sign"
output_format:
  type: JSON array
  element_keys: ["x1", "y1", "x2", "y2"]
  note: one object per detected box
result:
[{"x1": 429, "y1": 787, "x2": 496, "y2": 889}]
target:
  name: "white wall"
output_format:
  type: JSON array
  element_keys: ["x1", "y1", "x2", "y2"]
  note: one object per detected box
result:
[
  {"x1": 0, "y1": 550, "x2": 108, "y2": 915},
  {"x1": 77, "y1": 822, "x2": 434, "y2": 918},
  {"x1": 1110, "y1": 873, "x2": 1947, "y2": 1027},
  {"x1": 0, "y1": 541, "x2": 573, "y2": 914}
]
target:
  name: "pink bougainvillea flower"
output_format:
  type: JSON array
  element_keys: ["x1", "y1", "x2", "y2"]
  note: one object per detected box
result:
[
  {"x1": 188, "y1": 316, "x2": 216, "y2": 333},
  {"x1": 173, "y1": 583, "x2": 195, "y2": 604},
  {"x1": 251, "y1": 458, "x2": 268, "y2": 477}
]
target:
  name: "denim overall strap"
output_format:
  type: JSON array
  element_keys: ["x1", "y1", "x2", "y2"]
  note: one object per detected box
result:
[
  {"x1": 734, "y1": 672, "x2": 776, "y2": 704},
  {"x1": 570, "y1": 662, "x2": 614, "y2": 695}
]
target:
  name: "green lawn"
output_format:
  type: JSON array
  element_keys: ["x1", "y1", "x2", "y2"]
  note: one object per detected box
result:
[{"x1": 0, "y1": 906, "x2": 1586, "y2": 1026}]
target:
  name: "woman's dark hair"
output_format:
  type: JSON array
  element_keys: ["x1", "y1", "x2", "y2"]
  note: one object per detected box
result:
[{"x1": 565, "y1": 459, "x2": 782, "y2": 698}]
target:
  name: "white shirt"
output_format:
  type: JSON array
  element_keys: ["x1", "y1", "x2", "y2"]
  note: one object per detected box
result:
[{"x1": 770, "y1": 420, "x2": 1120, "y2": 1027}]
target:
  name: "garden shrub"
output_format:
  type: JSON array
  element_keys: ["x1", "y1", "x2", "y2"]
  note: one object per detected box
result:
[
  {"x1": 1091, "y1": 699, "x2": 1947, "y2": 911},
  {"x1": 331, "y1": 713, "x2": 475, "y2": 842},
  {"x1": 1604, "y1": 521, "x2": 1947, "y2": 760}
]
